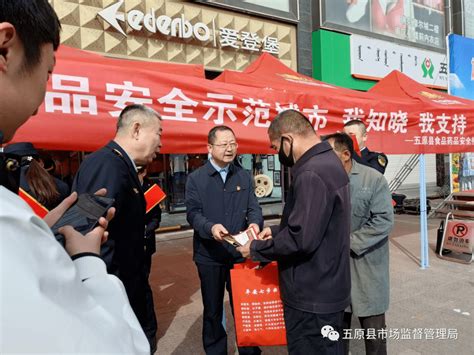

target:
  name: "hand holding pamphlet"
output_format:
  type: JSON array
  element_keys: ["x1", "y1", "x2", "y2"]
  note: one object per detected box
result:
[{"x1": 223, "y1": 227, "x2": 258, "y2": 247}]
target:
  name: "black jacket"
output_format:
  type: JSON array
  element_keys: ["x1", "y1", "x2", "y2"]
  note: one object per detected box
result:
[
  {"x1": 251, "y1": 141, "x2": 351, "y2": 314},
  {"x1": 354, "y1": 147, "x2": 388, "y2": 175},
  {"x1": 186, "y1": 161, "x2": 263, "y2": 266},
  {"x1": 72, "y1": 141, "x2": 148, "y2": 321},
  {"x1": 143, "y1": 177, "x2": 161, "y2": 256}
]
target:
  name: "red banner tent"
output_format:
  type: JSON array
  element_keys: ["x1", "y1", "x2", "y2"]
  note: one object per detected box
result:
[
  {"x1": 57, "y1": 45, "x2": 206, "y2": 78},
  {"x1": 10, "y1": 46, "x2": 474, "y2": 154},
  {"x1": 369, "y1": 70, "x2": 474, "y2": 105},
  {"x1": 368, "y1": 71, "x2": 474, "y2": 152},
  {"x1": 216, "y1": 54, "x2": 474, "y2": 154},
  {"x1": 216, "y1": 52, "x2": 369, "y2": 100}
]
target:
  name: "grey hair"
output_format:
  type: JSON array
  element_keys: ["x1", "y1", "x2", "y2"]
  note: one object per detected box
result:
[{"x1": 116, "y1": 104, "x2": 161, "y2": 133}]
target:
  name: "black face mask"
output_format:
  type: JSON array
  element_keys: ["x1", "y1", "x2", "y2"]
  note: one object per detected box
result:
[{"x1": 278, "y1": 136, "x2": 295, "y2": 167}]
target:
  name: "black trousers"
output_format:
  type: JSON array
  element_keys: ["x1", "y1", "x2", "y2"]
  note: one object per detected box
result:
[
  {"x1": 143, "y1": 252, "x2": 158, "y2": 354},
  {"x1": 342, "y1": 312, "x2": 387, "y2": 355},
  {"x1": 196, "y1": 263, "x2": 261, "y2": 355},
  {"x1": 284, "y1": 304, "x2": 345, "y2": 355}
]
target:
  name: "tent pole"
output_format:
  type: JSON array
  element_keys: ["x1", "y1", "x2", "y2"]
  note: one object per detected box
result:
[{"x1": 419, "y1": 154, "x2": 429, "y2": 269}]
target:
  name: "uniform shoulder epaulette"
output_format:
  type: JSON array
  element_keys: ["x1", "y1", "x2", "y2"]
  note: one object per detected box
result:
[
  {"x1": 377, "y1": 154, "x2": 387, "y2": 167},
  {"x1": 112, "y1": 148, "x2": 124, "y2": 158}
]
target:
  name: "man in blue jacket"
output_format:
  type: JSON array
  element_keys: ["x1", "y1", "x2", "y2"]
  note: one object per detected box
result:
[{"x1": 186, "y1": 125, "x2": 263, "y2": 355}]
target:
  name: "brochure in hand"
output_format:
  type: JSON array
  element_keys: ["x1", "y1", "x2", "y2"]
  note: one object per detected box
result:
[{"x1": 223, "y1": 227, "x2": 258, "y2": 247}]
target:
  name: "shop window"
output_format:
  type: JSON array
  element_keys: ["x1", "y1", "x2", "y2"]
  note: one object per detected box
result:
[
  {"x1": 154, "y1": 154, "x2": 209, "y2": 212},
  {"x1": 196, "y1": 0, "x2": 299, "y2": 22},
  {"x1": 452, "y1": 0, "x2": 474, "y2": 39},
  {"x1": 152, "y1": 153, "x2": 283, "y2": 213},
  {"x1": 239, "y1": 154, "x2": 283, "y2": 203}
]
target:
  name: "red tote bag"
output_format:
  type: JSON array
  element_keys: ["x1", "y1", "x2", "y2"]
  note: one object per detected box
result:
[{"x1": 231, "y1": 261, "x2": 287, "y2": 347}]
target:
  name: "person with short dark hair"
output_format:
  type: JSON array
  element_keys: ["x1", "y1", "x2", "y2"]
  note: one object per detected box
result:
[
  {"x1": 0, "y1": 1, "x2": 148, "y2": 353},
  {"x1": 186, "y1": 125, "x2": 263, "y2": 355},
  {"x1": 343, "y1": 120, "x2": 388, "y2": 174},
  {"x1": 238, "y1": 110, "x2": 352, "y2": 354},
  {"x1": 73, "y1": 103, "x2": 162, "y2": 354},
  {"x1": 324, "y1": 132, "x2": 394, "y2": 355}
]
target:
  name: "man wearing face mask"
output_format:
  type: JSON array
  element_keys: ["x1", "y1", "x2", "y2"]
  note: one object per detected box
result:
[{"x1": 237, "y1": 110, "x2": 351, "y2": 354}]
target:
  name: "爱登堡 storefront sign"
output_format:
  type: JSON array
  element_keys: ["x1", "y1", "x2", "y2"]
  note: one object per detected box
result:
[{"x1": 98, "y1": 0, "x2": 279, "y2": 54}]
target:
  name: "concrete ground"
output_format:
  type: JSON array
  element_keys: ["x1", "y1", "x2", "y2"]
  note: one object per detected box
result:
[{"x1": 150, "y1": 214, "x2": 473, "y2": 355}]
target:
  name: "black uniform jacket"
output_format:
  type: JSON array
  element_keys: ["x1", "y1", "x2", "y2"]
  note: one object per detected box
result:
[
  {"x1": 354, "y1": 147, "x2": 388, "y2": 175},
  {"x1": 72, "y1": 141, "x2": 147, "y2": 317},
  {"x1": 251, "y1": 141, "x2": 352, "y2": 314}
]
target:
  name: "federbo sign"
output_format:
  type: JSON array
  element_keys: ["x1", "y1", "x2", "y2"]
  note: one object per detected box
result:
[
  {"x1": 98, "y1": 0, "x2": 210, "y2": 41},
  {"x1": 97, "y1": 0, "x2": 280, "y2": 54}
]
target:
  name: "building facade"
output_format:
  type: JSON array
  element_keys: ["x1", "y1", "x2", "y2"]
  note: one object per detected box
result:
[
  {"x1": 48, "y1": 0, "x2": 309, "y2": 212},
  {"x1": 311, "y1": 0, "x2": 455, "y2": 197}
]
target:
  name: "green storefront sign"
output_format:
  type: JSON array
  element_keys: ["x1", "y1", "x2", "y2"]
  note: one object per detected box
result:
[{"x1": 312, "y1": 29, "x2": 376, "y2": 91}]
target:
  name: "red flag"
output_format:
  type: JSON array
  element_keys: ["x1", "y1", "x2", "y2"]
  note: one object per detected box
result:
[
  {"x1": 349, "y1": 133, "x2": 362, "y2": 157},
  {"x1": 144, "y1": 184, "x2": 166, "y2": 214},
  {"x1": 19, "y1": 188, "x2": 49, "y2": 218}
]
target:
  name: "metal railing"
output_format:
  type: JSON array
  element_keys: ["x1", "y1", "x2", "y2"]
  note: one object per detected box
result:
[{"x1": 388, "y1": 154, "x2": 419, "y2": 192}]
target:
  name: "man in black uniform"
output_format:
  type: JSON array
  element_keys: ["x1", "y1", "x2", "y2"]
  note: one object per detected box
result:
[
  {"x1": 343, "y1": 120, "x2": 388, "y2": 174},
  {"x1": 73, "y1": 104, "x2": 162, "y2": 354},
  {"x1": 138, "y1": 165, "x2": 161, "y2": 353}
]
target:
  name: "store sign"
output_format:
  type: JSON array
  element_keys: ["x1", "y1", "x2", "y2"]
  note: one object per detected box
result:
[
  {"x1": 448, "y1": 34, "x2": 474, "y2": 194},
  {"x1": 97, "y1": 0, "x2": 279, "y2": 54},
  {"x1": 321, "y1": 0, "x2": 446, "y2": 49},
  {"x1": 448, "y1": 34, "x2": 474, "y2": 100},
  {"x1": 197, "y1": 0, "x2": 299, "y2": 22},
  {"x1": 350, "y1": 34, "x2": 448, "y2": 88}
]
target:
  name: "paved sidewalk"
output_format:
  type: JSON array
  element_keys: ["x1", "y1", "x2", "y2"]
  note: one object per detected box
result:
[{"x1": 150, "y1": 215, "x2": 472, "y2": 355}]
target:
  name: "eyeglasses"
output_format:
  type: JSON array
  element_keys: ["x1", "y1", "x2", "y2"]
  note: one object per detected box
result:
[{"x1": 212, "y1": 142, "x2": 238, "y2": 149}]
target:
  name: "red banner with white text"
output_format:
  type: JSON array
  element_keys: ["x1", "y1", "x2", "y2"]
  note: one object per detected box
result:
[{"x1": 11, "y1": 46, "x2": 474, "y2": 154}]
